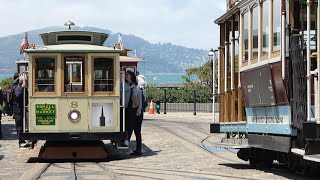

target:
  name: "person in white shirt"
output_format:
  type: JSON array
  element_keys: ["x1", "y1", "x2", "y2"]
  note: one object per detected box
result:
[
  {"x1": 136, "y1": 71, "x2": 147, "y2": 89},
  {"x1": 136, "y1": 71, "x2": 148, "y2": 112}
]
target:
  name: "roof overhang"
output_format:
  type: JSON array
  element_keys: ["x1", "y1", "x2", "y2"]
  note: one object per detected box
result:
[
  {"x1": 16, "y1": 60, "x2": 28, "y2": 64},
  {"x1": 40, "y1": 30, "x2": 108, "y2": 36},
  {"x1": 24, "y1": 44, "x2": 124, "y2": 54},
  {"x1": 120, "y1": 56, "x2": 146, "y2": 62},
  {"x1": 214, "y1": 1, "x2": 243, "y2": 24}
]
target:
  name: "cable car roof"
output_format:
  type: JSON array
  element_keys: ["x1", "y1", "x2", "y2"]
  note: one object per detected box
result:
[
  {"x1": 120, "y1": 56, "x2": 145, "y2": 62},
  {"x1": 24, "y1": 44, "x2": 124, "y2": 53},
  {"x1": 39, "y1": 30, "x2": 109, "y2": 46}
]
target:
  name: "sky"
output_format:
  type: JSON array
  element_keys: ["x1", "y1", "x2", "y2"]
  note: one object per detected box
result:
[{"x1": 0, "y1": 0, "x2": 226, "y2": 50}]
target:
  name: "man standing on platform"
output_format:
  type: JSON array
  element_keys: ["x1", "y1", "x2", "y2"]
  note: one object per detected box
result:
[{"x1": 12, "y1": 75, "x2": 29, "y2": 147}]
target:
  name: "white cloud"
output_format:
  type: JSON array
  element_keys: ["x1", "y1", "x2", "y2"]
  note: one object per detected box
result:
[{"x1": 0, "y1": 0, "x2": 225, "y2": 50}]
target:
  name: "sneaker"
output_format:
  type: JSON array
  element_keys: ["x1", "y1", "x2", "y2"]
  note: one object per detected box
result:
[
  {"x1": 19, "y1": 142, "x2": 30, "y2": 148},
  {"x1": 117, "y1": 141, "x2": 129, "y2": 149},
  {"x1": 130, "y1": 150, "x2": 142, "y2": 156},
  {"x1": 32, "y1": 140, "x2": 38, "y2": 145}
]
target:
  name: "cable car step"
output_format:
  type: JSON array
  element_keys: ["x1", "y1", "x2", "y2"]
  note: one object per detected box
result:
[{"x1": 39, "y1": 140, "x2": 108, "y2": 160}]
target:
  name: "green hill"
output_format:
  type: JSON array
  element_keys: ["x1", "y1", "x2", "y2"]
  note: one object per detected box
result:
[{"x1": 0, "y1": 26, "x2": 207, "y2": 73}]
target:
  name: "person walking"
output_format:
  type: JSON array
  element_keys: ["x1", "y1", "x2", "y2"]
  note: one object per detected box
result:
[
  {"x1": 0, "y1": 88, "x2": 4, "y2": 139},
  {"x1": 155, "y1": 99, "x2": 161, "y2": 114},
  {"x1": 12, "y1": 75, "x2": 29, "y2": 147},
  {"x1": 2, "y1": 88, "x2": 8, "y2": 116},
  {"x1": 123, "y1": 71, "x2": 143, "y2": 156}
]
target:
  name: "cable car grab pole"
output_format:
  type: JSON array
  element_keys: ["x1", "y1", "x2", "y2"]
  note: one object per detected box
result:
[
  {"x1": 218, "y1": 48, "x2": 221, "y2": 94},
  {"x1": 281, "y1": 0, "x2": 286, "y2": 79},
  {"x1": 212, "y1": 50, "x2": 217, "y2": 123},
  {"x1": 318, "y1": 0, "x2": 320, "y2": 121},
  {"x1": 23, "y1": 73, "x2": 26, "y2": 133},
  {"x1": 122, "y1": 72, "x2": 125, "y2": 131},
  {"x1": 307, "y1": 0, "x2": 311, "y2": 121}
]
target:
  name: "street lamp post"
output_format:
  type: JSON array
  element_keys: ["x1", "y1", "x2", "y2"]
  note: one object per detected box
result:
[{"x1": 208, "y1": 49, "x2": 216, "y2": 123}]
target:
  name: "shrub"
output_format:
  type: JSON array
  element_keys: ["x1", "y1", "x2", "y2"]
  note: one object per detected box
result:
[
  {"x1": 0, "y1": 77, "x2": 13, "y2": 90},
  {"x1": 146, "y1": 85, "x2": 212, "y2": 103}
]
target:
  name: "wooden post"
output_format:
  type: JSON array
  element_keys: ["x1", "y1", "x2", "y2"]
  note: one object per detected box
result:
[
  {"x1": 231, "y1": 90, "x2": 236, "y2": 122},
  {"x1": 220, "y1": 23, "x2": 226, "y2": 122},
  {"x1": 224, "y1": 21, "x2": 229, "y2": 122},
  {"x1": 220, "y1": 94, "x2": 224, "y2": 122},
  {"x1": 231, "y1": 17, "x2": 236, "y2": 122}
]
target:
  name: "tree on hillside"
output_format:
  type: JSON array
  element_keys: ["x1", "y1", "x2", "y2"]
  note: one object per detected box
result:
[
  {"x1": 182, "y1": 55, "x2": 239, "y2": 88},
  {"x1": 0, "y1": 77, "x2": 13, "y2": 90},
  {"x1": 182, "y1": 61, "x2": 216, "y2": 88}
]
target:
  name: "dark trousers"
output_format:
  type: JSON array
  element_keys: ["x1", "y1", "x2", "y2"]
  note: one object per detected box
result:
[
  {"x1": 0, "y1": 110, "x2": 2, "y2": 139},
  {"x1": 125, "y1": 107, "x2": 142, "y2": 152},
  {"x1": 13, "y1": 114, "x2": 24, "y2": 144},
  {"x1": 0, "y1": 119, "x2": 2, "y2": 139}
]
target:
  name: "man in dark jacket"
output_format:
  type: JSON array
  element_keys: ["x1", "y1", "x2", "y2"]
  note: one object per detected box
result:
[
  {"x1": 12, "y1": 75, "x2": 28, "y2": 147},
  {"x1": 8, "y1": 73, "x2": 20, "y2": 116}
]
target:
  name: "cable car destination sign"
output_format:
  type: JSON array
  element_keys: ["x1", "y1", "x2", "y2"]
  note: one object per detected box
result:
[{"x1": 35, "y1": 104, "x2": 56, "y2": 125}]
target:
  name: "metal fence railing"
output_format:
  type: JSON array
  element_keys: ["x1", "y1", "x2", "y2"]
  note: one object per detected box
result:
[
  {"x1": 146, "y1": 86, "x2": 218, "y2": 114},
  {"x1": 154, "y1": 103, "x2": 219, "y2": 113}
]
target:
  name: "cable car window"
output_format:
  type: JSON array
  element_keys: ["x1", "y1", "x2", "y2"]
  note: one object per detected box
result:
[
  {"x1": 64, "y1": 56, "x2": 85, "y2": 92},
  {"x1": 57, "y1": 35, "x2": 91, "y2": 42},
  {"x1": 300, "y1": 5, "x2": 317, "y2": 51},
  {"x1": 122, "y1": 66, "x2": 136, "y2": 73},
  {"x1": 243, "y1": 12, "x2": 249, "y2": 62},
  {"x1": 262, "y1": 0, "x2": 270, "y2": 55},
  {"x1": 252, "y1": 6, "x2": 259, "y2": 59},
  {"x1": 273, "y1": 0, "x2": 281, "y2": 51},
  {"x1": 94, "y1": 58, "x2": 114, "y2": 92},
  {"x1": 35, "y1": 57, "x2": 55, "y2": 92}
]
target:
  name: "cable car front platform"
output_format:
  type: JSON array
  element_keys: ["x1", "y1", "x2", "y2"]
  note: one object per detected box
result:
[{"x1": 21, "y1": 132, "x2": 127, "y2": 141}]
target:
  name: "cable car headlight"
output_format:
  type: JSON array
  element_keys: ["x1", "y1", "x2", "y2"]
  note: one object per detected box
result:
[{"x1": 68, "y1": 110, "x2": 81, "y2": 122}]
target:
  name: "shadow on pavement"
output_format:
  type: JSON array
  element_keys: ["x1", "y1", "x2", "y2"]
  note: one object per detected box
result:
[
  {"x1": 1, "y1": 124, "x2": 17, "y2": 141},
  {"x1": 104, "y1": 141, "x2": 160, "y2": 161},
  {"x1": 220, "y1": 163, "x2": 320, "y2": 180}
]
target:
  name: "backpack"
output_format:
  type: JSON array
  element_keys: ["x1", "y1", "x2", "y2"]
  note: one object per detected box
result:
[
  {"x1": 142, "y1": 90, "x2": 148, "y2": 110},
  {"x1": 9, "y1": 85, "x2": 17, "y2": 106}
]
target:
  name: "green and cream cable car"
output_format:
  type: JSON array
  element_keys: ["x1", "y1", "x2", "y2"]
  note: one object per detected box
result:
[{"x1": 20, "y1": 23, "x2": 140, "y2": 158}]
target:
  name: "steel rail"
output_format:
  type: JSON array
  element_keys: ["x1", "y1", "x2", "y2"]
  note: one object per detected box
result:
[{"x1": 146, "y1": 121, "x2": 240, "y2": 163}]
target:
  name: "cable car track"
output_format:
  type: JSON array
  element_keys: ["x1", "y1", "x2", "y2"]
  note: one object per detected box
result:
[
  {"x1": 145, "y1": 121, "x2": 241, "y2": 163},
  {"x1": 29, "y1": 162, "x2": 120, "y2": 180},
  {"x1": 184, "y1": 123, "x2": 239, "y2": 154},
  {"x1": 148, "y1": 120, "x2": 238, "y2": 154},
  {"x1": 145, "y1": 121, "x2": 299, "y2": 177}
]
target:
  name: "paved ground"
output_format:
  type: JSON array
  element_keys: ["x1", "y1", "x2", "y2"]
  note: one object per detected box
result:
[
  {"x1": 0, "y1": 115, "x2": 44, "y2": 179},
  {"x1": 0, "y1": 113, "x2": 317, "y2": 179}
]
